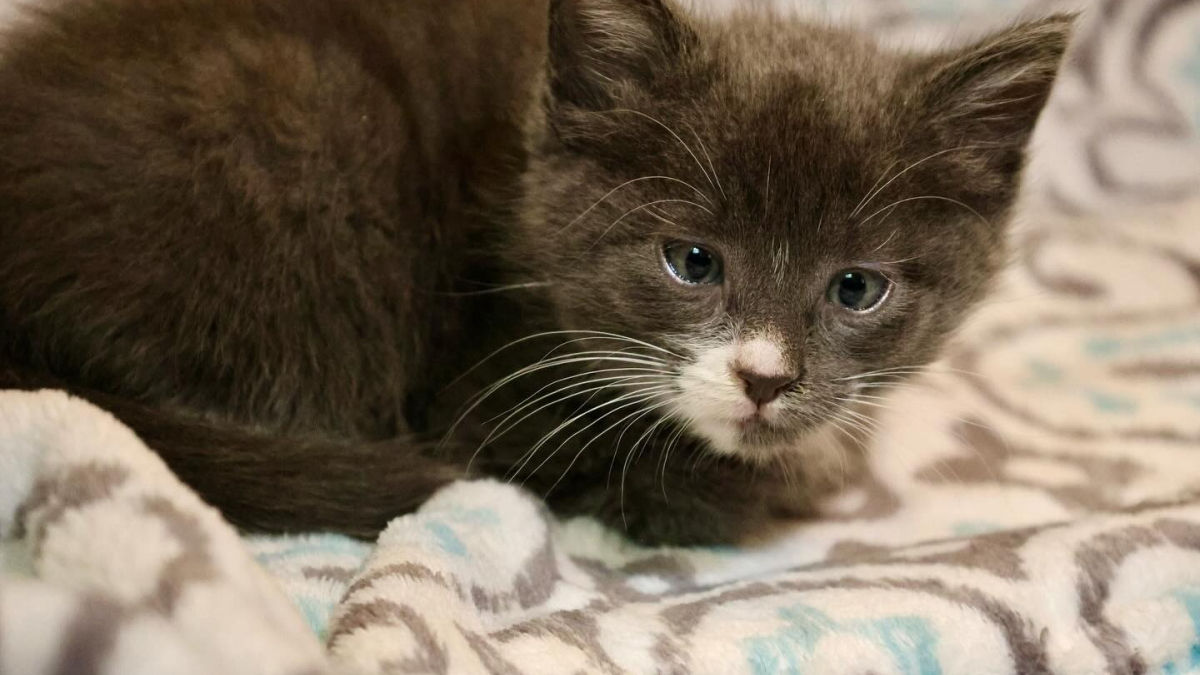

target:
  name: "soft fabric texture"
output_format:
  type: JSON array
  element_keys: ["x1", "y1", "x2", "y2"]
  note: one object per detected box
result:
[{"x1": 3, "y1": 0, "x2": 1200, "y2": 673}]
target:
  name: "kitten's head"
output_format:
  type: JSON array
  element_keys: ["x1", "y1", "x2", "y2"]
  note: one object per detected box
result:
[{"x1": 520, "y1": 0, "x2": 1070, "y2": 460}]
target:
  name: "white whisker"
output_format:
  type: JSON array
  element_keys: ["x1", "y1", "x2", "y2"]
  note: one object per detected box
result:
[
  {"x1": 431, "y1": 281, "x2": 552, "y2": 297},
  {"x1": 850, "y1": 158, "x2": 904, "y2": 219},
  {"x1": 558, "y1": 175, "x2": 714, "y2": 235},
  {"x1": 764, "y1": 157, "x2": 772, "y2": 210},
  {"x1": 442, "y1": 352, "x2": 673, "y2": 448},
  {"x1": 870, "y1": 229, "x2": 898, "y2": 254},
  {"x1": 657, "y1": 423, "x2": 688, "y2": 502},
  {"x1": 513, "y1": 386, "x2": 674, "y2": 482},
  {"x1": 607, "y1": 403, "x2": 667, "y2": 488},
  {"x1": 583, "y1": 198, "x2": 714, "y2": 253},
  {"x1": 441, "y1": 329, "x2": 682, "y2": 396},
  {"x1": 544, "y1": 399, "x2": 674, "y2": 497},
  {"x1": 876, "y1": 254, "x2": 924, "y2": 265},
  {"x1": 858, "y1": 195, "x2": 993, "y2": 233},
  {"x1": 621, "y1": 414, "x2": 673, "y2": 529},
  {"x1": 850, "y1": 145, "x2": 988, "y2": 218},
  {"x1": 684, "y1": 119, "x2": 726, "y2": 201},
  {"x1": 600, "y1": 108, "x2": 718, "y2": 195},
  {"x1": 473, "y1": 373, "x2": 673, "y2": 462},
  {"x1": 484, "y1": 368, "x2": 669, "y2": 426}
]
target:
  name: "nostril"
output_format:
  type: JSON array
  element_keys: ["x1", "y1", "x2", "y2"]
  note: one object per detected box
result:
[{"x1": 737, "y1": 370, "x2": 797, "y2": 407}]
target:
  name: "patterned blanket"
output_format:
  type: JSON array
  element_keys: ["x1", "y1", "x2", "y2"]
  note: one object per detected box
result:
[{"x1": 2, "y1": 1, "x2": 1200, "y2": 673}]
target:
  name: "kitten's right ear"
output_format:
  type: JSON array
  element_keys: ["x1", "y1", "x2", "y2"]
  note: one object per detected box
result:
[
  {"x1": 915, "y1": 15, "x2": 1073, "y2": 183},
  {"x1": 548, "y1": 0, "x2": 694, "y2": 110}
]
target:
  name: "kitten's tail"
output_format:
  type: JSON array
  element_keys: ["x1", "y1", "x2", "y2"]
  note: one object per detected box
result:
[{"x1": 0, "y1": 365, "x2": 462, "y2": 539}]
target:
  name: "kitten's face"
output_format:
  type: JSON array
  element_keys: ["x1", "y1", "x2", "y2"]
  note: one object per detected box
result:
[{"x1": 524, "y1": 0, "x2": 1068, "y2": 460}]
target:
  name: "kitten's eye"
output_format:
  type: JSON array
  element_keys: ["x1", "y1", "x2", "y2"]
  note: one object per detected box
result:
[
  {"x1": 827, "y1": 269, "x2": 890, "y2": 311},
  {"x1": 663, "y1": 242, "x2": 723, "y2": 285}
]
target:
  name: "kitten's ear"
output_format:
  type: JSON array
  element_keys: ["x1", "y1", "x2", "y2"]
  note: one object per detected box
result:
[
  {"x1": 917, "y1": 14, "x2": 1073, "y2": 179},
  {"x1": 548, "y1": 0, "x2": 694, "y2": 109}
]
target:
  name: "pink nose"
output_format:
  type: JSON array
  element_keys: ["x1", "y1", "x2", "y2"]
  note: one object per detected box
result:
[{"x1": 737, "y1": 370, "x2": 796, "y2": 407}]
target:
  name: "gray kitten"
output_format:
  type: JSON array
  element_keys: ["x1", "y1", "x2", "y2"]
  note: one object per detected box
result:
[{"x1": 0, "y1": 0, "x2": 1070, "y2": 544}]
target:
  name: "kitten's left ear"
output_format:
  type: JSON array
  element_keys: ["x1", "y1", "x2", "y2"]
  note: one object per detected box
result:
[
  {"x1": 917, "y1": 14, "x2": 1074, "y2": 181},
  {"x1": 548, "y1": 0, "x2": 694, "y2": 110}
]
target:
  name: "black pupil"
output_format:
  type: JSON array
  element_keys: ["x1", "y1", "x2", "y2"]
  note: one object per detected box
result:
[
  {"x1": 684, "y1": 247, "x2": 712, "y2": 280},
  {"x1": 838, "y1": 272, "x2": 868, "y2": 307}
]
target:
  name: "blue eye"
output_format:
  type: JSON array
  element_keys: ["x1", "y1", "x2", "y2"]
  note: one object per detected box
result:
[
  {"x1": 828, "y1": 269, "x2": 890, "y2": 311},
  {"x1": 663, "y1": 243, "x2": 723, "y2": 285}
]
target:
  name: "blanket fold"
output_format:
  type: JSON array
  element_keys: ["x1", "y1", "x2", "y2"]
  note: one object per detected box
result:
[{"x1": 0, "y1": 391, "x2": 326, "y2": 675}]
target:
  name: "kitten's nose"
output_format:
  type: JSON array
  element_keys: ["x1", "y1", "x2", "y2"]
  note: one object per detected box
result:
[{"x1": 737, "y1": 370, "x2": 796, "y2": 407}]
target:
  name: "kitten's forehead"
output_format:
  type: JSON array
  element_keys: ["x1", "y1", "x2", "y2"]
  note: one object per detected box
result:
[
  {"x1": 636, "y1": 26, "x2": 920, "y2": 231},
  {"x1": 713, "y1": 17, "x2": 899, "y2": 89},
  {"x1": 653, "y1": 100, "x2": 907, "y2": 254},
  {"x1": 691, "y1": 16, "x2": 907, "y2": 113}
]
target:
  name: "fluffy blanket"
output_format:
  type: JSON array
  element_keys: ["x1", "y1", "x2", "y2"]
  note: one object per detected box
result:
[{"x1": 3, "y1": 1, "x2": 1200, "y2": 674}]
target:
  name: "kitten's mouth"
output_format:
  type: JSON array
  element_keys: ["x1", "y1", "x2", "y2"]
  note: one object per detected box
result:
[
  {"x1": 683, "y1": 409, "x2": 807, "y2": 460},
  {"x1": 733, "y1": 415, "x2": 793, "y2": 444}
]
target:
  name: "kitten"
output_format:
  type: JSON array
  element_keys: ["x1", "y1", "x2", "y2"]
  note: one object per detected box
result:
[{"x1": 0, "y1": 0, "x2": 1070, "y2": 545}]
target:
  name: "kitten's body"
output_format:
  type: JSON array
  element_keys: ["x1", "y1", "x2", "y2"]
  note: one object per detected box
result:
[{"x1": 0, "y1": 0, "x2": 1069, "y2": 544}]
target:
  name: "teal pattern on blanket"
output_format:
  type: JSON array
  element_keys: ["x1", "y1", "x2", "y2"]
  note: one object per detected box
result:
[
  {"x1": 295, "y1": 596, "x2": 334, "y2": 641},
  {"x1": 1085, "y1": 325, "x2": 1200, "y2": 359},
  {"x1": 249, "y1": 534, "x2": 371, "y2": 640},
  {"x1": 1158, "y1": 588, "x2": 1200, "y2": 675},
  {"x1": 1181, "y1": 32, "x2": 1200, "y2": 128},
  {"x1": 422, "y1": 505, "x2": 501, "y2": 558},
  {"x1": 425, "y1": 521, "x2": 468, "y2": 557},
  {"x1": 1016, "y1": 323, "x2": 1200, "y2": 417},
  {"x1": 909, "y1": 0, "x2": 1021, "y2": 19},
  {"x1": 744, "y1": 604, "x2": 941, "y2": 675},
  {"x1": 252, "y1": 533, "x2": 369, "y2": 566}
]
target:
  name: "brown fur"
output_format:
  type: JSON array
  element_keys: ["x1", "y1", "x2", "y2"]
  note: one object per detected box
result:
[{"x1": 0, "y1": 0, "x2": 1071, "y2": 544}]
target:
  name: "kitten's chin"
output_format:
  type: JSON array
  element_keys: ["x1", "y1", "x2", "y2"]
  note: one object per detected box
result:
[
  {"x1": 689, "y1": 416, "x2": 806, "y2": 464},
  {"x1": 690, "y1": 421, "x2": 859, "y2": 500}
]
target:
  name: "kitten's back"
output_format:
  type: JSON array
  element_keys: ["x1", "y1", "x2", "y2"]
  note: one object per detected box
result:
[
  {"x1": 0, "y1": 0, "x2": 546, "y2": 436},
  {"x1": 0, "y1": 0, "x2": 549, "y2": 536}
]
